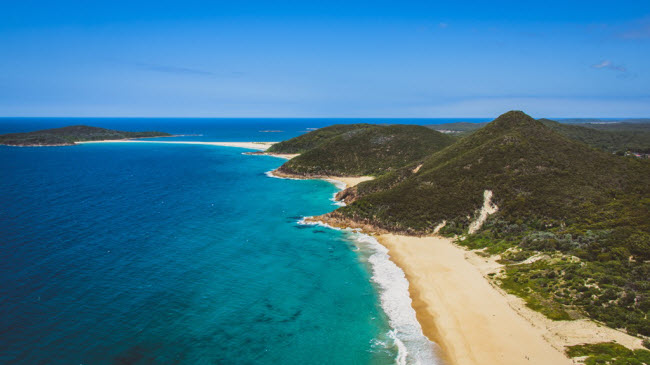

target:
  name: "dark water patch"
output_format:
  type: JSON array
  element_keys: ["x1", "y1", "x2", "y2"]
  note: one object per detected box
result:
[{"x1": 293, "y1": 224, "x2": 312, "y2": 229}]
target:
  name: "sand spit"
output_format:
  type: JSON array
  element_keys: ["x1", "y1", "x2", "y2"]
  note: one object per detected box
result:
[{"x1": 77, "y1": 140, "x2": 278, "y2": 150}]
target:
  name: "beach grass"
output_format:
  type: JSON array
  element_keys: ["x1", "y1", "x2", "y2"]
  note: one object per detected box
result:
[{"x1": 566, "y1": 342, "x2": 650, "y2": 365}]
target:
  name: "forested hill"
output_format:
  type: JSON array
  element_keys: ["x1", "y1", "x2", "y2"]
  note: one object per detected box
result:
[
  {"x1": 0, "y1": 125, "x2": 171, "y2": 146},
  {"x1": 334, "y1": 111, "x2": 649, "y2": 236},
  {"x1": 324, "y1": 111, "x2": 650, "y2": 335},
  {"x1": 427, "y1": 118, "x2": 650, "y2": 153},
  {"x1": 538, "y1": 119, "x2": 650, "y2": 154},
  {"x1": 267, "y1": 124, "x2": 375, "y2": 154},
  {"x1": 274, "y1": 124, "x2": 455, "y2": 176}
]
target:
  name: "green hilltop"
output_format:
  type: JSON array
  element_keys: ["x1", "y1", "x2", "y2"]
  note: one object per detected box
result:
[
  {"x1": 273, "y1": 124, "x2": 455, "y2": 176},
  {"x1": 268, "y1": 124, "x2": 374, "y2": 154},
  {"x1": 538, "y1": 119, "x2": 650, "y2": 154},
  {"x1": 0, "y1": 125, "x2": 171, "y2": 146},
  {"x1": 427, "y1": 117, "x2": 650, "y2": 153}
]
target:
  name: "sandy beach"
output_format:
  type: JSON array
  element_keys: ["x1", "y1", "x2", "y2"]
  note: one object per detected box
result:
[
  {"x1": 377, "y1": 234, "x2": 572, "y2": 365},
  {"x1": 376, "y1": 234, "x2": 644, "y2": 365},
  {"x1": 268, "y1": 169, "x2": 374, "y2": 189},
  {"x1": 263, "y1": 152, "x2": 300, "y2": 159},
  {"x1": 325, "y1": 176, "x2": 374, "y2": 188}
]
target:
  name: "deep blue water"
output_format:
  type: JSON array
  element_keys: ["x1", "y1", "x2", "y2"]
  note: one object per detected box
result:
[{"x1": 0, "y1": 119, "x2": 447, "y2": 364}]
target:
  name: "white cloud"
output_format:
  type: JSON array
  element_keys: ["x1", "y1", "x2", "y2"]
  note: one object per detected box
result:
[{"x1": 591, "y1": 60, "x2": 627, "y2": 72}]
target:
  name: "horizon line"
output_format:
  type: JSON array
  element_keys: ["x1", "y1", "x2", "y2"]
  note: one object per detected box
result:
[{"x1": 0, "y1": 116, "x2": 647, "y2": 120}]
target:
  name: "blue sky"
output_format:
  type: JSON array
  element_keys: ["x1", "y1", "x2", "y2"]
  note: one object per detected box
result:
[{"x1": 1, "y1": 1, "x2": 649, "y2": 117}]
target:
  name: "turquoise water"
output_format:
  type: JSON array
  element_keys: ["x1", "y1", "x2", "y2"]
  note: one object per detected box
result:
[{"x1": 0, "y1": 120, "x2": 443, "y2": 364}]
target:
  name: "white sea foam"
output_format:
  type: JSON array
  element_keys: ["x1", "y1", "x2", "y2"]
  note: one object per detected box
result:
[
  {"x1": 350, "y1": 232, "x2": 441, "y2": 365},
  {"x1": 323, "y1": 179, "x2": 347, "y2": 206},
  {"x1": 264, "y1": 170, "x2": 300, "y2": 180},
  {"x1": 330, "y1": 194, "x2": 346, "y2": 207},
  {"x1": 298, "y1": 217, "x2": 441, "y2": 364},
  {"x1": 323, "y1": 178, "x2": 347, "y2": 190},
  {"x1": 297, "y1": 181, "x2": 439, "y2": 364},
  {"x1": 297, "y1": 217, "x2": 343, "y2": 230}
]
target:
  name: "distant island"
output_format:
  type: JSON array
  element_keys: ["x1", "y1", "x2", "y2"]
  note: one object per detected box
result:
[{"x1": 0, "y1": 125, "x2": 172, "y2": 146}]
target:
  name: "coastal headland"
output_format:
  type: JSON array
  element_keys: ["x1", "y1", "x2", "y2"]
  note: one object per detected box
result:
[{"x1": 265, "y1": 160, "x2": 644, "y2": 365}]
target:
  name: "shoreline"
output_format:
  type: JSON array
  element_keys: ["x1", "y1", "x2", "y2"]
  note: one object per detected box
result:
[
  {"x1": 268, "y1": 168, "x2": 374, "y2": 189},
  {"x1": 62, "y1": 139, "x2": 645, "y2": 363},
  {"x1": 375, "y1": 234, "x2": 644, "y2": 365},
  {"x1": 349, "y1": 231, "x2": 444, "y2": 364},
  {"x1": 377, "y1": 234, "x2": 573, "y2": 365},
  {"x1": 298, "y1": 219, "x2": 443, "y2": 364},
  {"x1": 295, "y1": 190, "x2": 644, "y2": 364}
]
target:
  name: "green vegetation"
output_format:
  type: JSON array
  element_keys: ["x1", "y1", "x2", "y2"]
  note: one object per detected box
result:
[
  {"x1": 426, "y1": 121, "x2": 488, "y2": 136},
  {"x1": 268, "y1": 124, "x2": 375, "y2": 154},
  {"x1": 0, "y1": 125, "x2": 171, "y2": 146},
  {"x1": 497, "y1": 252, "x2": 650, "y2": 333},
  {"x1": 275, "y1": 124, "x2": 455, "y2": 176},
  {"x1": 456, "y1": 214, "x2": 650, "y2": 335},
  {"x1": 271, "y1": 111, "x2": 650, "y2": 336},
  {"x1": 335, "y1": 111, "x2": 650, "y2": 235},
  {"x1": 566, "y1": 342, "x2": 650, "y2": 365},
  {"x1": 426, "y1": 118, "x2": 650, "y2": 153},
  {"x1": 559, "y1": 119, "x2": 650, "y2": 132},
  {"x1": 539, "y1": 119, "x2": 650, "y2": 153},
  {"x1": 327, "y1": 111, "x2": 650, "y2": 332}
]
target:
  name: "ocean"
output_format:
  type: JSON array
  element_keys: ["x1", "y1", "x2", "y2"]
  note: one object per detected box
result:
[{"x1": 0, "y1": 118, "x2": 488, "y2": 364}]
